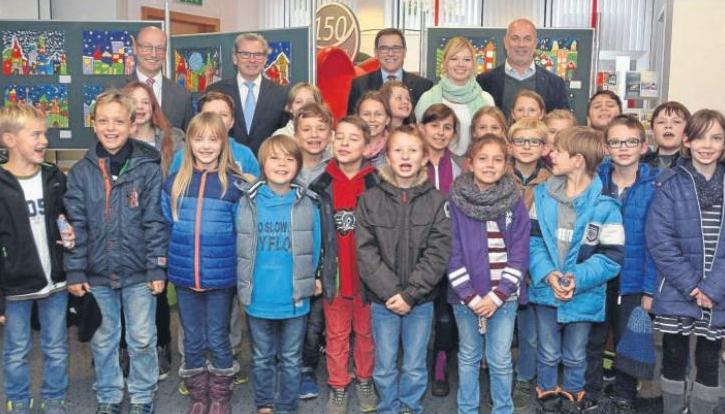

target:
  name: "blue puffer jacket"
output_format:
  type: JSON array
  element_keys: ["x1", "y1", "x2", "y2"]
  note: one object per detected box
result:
[
  {"x1": 646, "y1": 161, "x2": 725, "y2": 328},
  {"x1": 528, "y1": 175, "x2": 625, "y2": 323},
  {"x1": 598, "y1": 160, "x2": 659, "y2": 295},
  {"x1": 162, "y1": 169, "x2": 245, "y2": 290}
]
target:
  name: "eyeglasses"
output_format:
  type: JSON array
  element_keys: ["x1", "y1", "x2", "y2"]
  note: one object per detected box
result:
[
  {"x1": 137, "y1": 43, "x2": 167, "y2": 54},
  {"x1": 512, "y1": 138, "x2": 545, "y2": 147},
  {"x1": 606, "y1": 138, "x2": 642, "y2": 149},
  {"x1": 236, "y1": 51, "x2": 267, "y2": 61},
  {"x1": 376, "y1": 45, "x2": 405, "y2": 54}
]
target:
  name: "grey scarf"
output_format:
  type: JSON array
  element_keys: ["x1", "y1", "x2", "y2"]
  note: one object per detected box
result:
[{"x1": 451, "y1": 172, "x2": 521, "y2": 221}]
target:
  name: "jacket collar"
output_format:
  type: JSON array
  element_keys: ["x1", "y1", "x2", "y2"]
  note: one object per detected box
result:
[{"x1": 84, "y1": 139, "x2": 161, "y2": 170}]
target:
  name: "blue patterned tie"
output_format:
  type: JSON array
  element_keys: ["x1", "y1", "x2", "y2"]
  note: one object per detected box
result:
[{"x1": 244, "y1": 81, "x2": 256, "y2": 133}]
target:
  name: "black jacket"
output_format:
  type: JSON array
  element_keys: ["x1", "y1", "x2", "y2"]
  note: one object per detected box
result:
[
  {"x1": 0, "y1": 163, "x2": 67, "y2": 314},
  {"x1": 347, "y1": 69, "x2": 433, "y2": 115},
  {"x1": 476, "y1": 64, "x2": 569, "y2": 118}
]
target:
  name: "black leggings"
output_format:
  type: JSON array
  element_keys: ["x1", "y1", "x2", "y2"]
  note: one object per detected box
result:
[
  {"x1": 662, "y1": 333, "x2": 721, "y2": 387},
  {"x1": 434, "y1": 279, "x2": 458, "y2": 353}
]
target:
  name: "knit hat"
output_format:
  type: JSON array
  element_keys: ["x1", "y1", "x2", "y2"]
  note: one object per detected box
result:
[{"x1": 615, "y1": 306, "x2": 656, "y2": 379}]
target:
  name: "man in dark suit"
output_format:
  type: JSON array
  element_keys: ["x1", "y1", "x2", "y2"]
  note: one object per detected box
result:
[
  {"x1": 476, "y1": 18, "x2": 570, "y2": 119},
  {"x1": 207, "y1": 33, "x2": 287, "y2": 154},
  {"x1": 115, "y1": 26, "x2": 194, "y2": 130},
  {"x1": 347, "y1": 28, "x2": 433, "y2": 114}
]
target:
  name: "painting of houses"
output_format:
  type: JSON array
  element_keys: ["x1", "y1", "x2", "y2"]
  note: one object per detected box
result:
[
  {"x1": 82, "y1": 84, "x2": 104, "y2": 127},
  {"x1": 535, "y1": 37, "x2": 579, "y2": 81},
  {"x1": 4, "y1": 84, "x2": 69, "y2": 128},
  {"x1": 173, "y1": 46, "x2": 221, "y2": 93},
  {"x1": 82, "y1": 30, "x2": 135, "y2": 75},
  {"x1": 2, "y1": 30, "x2": 67, "y2": 76},
  {"x1": 435, "y1": 37, "x2": 497, "y2": 79},
  {"x1": 264, "y1": 41, "x2": 291, "y2": 86}
]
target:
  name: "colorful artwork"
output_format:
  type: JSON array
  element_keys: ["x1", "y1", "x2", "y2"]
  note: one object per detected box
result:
[
  {"x1": 174, "y1": 46, "x2": 221, "y2": 93},
  {"x1": 435, "y1": 37, "x2": 497, "y2": 78},
  {"x1": 2, "y1": 30, "x2": 67, "y2": 76},
  {"x1": 4, "y1": 84, "x2": 69, "y2": 128},
  {"x1": 535, "y1": 37, "x2": 579, "y2": 81},
  {"x1": 82, "y1": 30, "x2": 135, "y2": 75},
  {"x1": 264, "y1": 41, "x2": 291, "y2": 86},
  {"x1": 83, "y1": 84, "x2": 104, "y2": 127}
]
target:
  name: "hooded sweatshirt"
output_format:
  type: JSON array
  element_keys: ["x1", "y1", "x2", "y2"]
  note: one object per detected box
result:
[{"x1": 547, "y1": 175, "x2": 577, "y2": 266}]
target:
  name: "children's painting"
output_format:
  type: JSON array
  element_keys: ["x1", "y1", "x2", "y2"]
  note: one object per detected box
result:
[
  {"x1": 3, "y1": 84, "x2": 69, "y2": 128},
  {"x1": 82, "y1": 30, "x2": 135, "y2": 75},
  {"x1": 435, "y1": 37, "x2": 497, "y2": 79},
  {"x1": 83, "y1": 84, "x2": 104, "y2": 127},
  {"x1": 535, "y1": 37, "x2": 579, "y2": 81},
  {"x1": 264, "y1": 41, "x2": 291, "y2": 86},
  {"x1": 2, "y1": 30, "x2": 68, "y2": 76},
  {"x1": 174, "y1": 46, "x2": 221, "y2": 93}
]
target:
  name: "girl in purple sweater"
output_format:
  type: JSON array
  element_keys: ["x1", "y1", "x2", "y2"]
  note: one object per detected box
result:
[{"x1": 447, "y1": 134, "x2": 531, "y2": 414}]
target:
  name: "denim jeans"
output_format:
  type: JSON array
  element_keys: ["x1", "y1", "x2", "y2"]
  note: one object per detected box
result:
[
  {"x1": 3, "y1": 291, "x2": 68, "y2": 405},
  {"x1": 178, "y1": 291, "x2": 243, "y2": 360},
  {"x1": 248, "y1": 314, "x2": 307, "y2": 414},
  {"x1": 177, "y1": 287, "x2": 234, "y2": 370},
  {"x1": 454, "y1": 302, "x2": 517, "y2": 414},
  {"x1": 371, "y1": 301, "x2": 433, "y2": 414},
  {"x1": 515, "y1": 304, "x2": 538, "y2": 382},
  {"x1": 534, "y1": 304, "x2": 591, "y2": 393},
  {"x1": 91, "y1": 283, "x2": 158, "y2": 404}
]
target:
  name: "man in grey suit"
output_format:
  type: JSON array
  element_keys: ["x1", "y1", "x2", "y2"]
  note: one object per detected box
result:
[
  {"x1": 115, "y1": 26, "x2": 194, "y2": 130},
  {"x1": 207, "y1": 33, "x2": 287, "y2": 155}
]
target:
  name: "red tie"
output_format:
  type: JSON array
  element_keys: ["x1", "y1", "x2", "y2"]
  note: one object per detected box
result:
[{"x1": 145, "y1": 77, "x2": 155, "y2": 87}]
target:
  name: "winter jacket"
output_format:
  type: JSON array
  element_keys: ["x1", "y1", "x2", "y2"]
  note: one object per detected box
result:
[
  {"x1": 162, "y1": 169, "x2": 245, "y2": 290},
  {"x1": 528, "y1": 175, "x2": 625, "y2": 323},
  {"x1": 236, "y1": 181, "x2": 321, "y2": 311},
  {"x1": 0, "y1": 163, "x2": 67, "y2": 314},
  {"x1": 598, "y1": 160, "x2": 659, "y2": 295},
  {"x1": 356, "y1": 168, "x2": 451, "y2": 306},
  {"x1": 447, "y1": 196, "x2": 531, "y2": 307},
  {"x1": 63, "y1": 140, "x2": 168, "y2": 288},
  {"x1": 513, "y1": 161, "x2": 552, "y2": 210},
  {"x1": 309, "y1": 164, "x2": 378, "y2": 301},
  {"x1": 646, "y1": 162, "x2": 725, "y2": 327},
  {"x1": 641, "y1": 147, "x2": 681, "y2": 170}
]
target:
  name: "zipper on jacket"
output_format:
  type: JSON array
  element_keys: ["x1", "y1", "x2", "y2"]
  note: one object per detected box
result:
[
  {"x1": 98, "y1": 159, "x2": 113, "y2": 220},
  {"x1": 681, "y1": 167, "x2": 711, "y2": 283},
  {"x1": 400, "y1": 189, "x2": 411, "y2": 291},
  {"x1": 193, "y1": 171, "x2": 209, "y2": 290}
]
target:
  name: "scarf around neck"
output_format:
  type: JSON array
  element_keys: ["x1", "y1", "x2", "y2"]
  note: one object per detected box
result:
[
  {"x1": 684, "y1": 159, "x2": 725, "y2": 209},
  {"x1": 451, "y1": 172, "x2": 520, "y2": 221},
  {"x1": 417, "y1": 76, "x2": 487, "y2": 120}
]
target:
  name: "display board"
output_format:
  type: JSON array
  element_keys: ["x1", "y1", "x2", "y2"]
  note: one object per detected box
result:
[
  {"x1": 425, "y1": 27, "x2": 594, "y2": 124},
  {"x1": 0, "y1": 20, "x2": 163, "y2": 149},
  {"x1": 170, "y1": 27, "x2": 310, "y2": 111}
]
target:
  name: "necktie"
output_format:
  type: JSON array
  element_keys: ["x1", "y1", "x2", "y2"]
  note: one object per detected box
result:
[
  {"x1": 145, "y1": 77, "x2": 155, "y2": 87},
  {"x1": 387, "y1": 74, "x2": 397, "y2": 82},
  {"x1": 244, "y1": 81, "x2": 256, "y2": 133}
]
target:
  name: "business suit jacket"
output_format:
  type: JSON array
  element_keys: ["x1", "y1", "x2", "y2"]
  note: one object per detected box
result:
[
  {"x1": 347, "y1": 69, "x2": 433, "y2": 115},
  {"x1": 113, "y1": 74, "x2": 194, "y2": 131},
  {"x1": 476, "y1": 64, "x2": 570, "y2": 118},
  {"x1": 207, "y1": 76, "x2": 288, "y2": 155}
]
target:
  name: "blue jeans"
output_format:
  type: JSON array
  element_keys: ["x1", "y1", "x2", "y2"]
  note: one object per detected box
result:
[
  {"x1": 91, "y1": 283, "x2": 158, "y2": 404},
  {"x1": 3, "y1": 291, "x2": 68, "y2": 405},
  {"x1": 248, "y1": 314, "x2": 307, "y2": 414},
  {"x1": 371, "y1": 301, "x2": 433, "y2": 414},
  {"x1": 534, "y1": 305, "x2": 591, "y2": 393},
  {"x1": 177, "y1": 287, "x2": 234, "y2": 370},
  {"x1": 454, "y1": 302, "x2": 517, "y2": 414},
  {"x1": 515, "y1": 304, "x2": 538, "y2": 382}
]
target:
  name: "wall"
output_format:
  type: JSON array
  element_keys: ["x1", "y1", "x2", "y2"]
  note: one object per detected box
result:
[
  {"x1": 666, "y1": 0, "x2": 725, "y2": 112},
  {"x1": 124, "y1": 0, "x2": 257, "y2": 32}
]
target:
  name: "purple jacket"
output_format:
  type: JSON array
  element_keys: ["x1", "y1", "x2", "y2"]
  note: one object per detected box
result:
[{"x1": 447, "y1": 197, "x2": 531, "y2": 307}]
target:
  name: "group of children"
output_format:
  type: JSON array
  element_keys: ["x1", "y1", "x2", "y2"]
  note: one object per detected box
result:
[{"x1": 1, "y1": 77, "x2": 724, "y2": 414}]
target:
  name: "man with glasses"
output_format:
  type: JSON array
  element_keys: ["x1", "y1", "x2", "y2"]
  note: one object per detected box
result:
[
  {"x1": 347, "y1": 28, "x2": 432, "y2": 114},
  {"x1": 115, "y1": 25, "x2": 193, "y2": 130},
  {"x1": 477, "y1": 18, "x2": 569, "y2": 119},
  {"x1": 207, "y1": 32, "x2": 287, "y2": 154}
]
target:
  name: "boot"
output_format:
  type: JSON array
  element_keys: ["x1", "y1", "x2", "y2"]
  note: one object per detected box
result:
[
  {"x1": 661, "y1": 376, "x2": 687, "y2": 414},
  {"x1": 208, "y1": 362, "x2": 238, "y2": 414},
  {"x1": 689, "y1": 381, "x2": 720, "y2": 414},
  {"x1": 180, "y1": 366, "x2": 209, "y2": 414}
]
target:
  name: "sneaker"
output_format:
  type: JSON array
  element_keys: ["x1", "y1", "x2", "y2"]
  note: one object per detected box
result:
[
  {"x1": 6, "y1": 399, "x2": 33, "y2": 414},
  {"x1": 610, "y1": 397, "x2": 637, "y2": 414},
  {"x1": 157, "y1": 345, "x2": 171, "y2": 381},
  {"x1": 581, "y1": 396, "x2": 604, "y2": 413},
  {"x1": 128, "y1": 402, "x2": 154, "y2": 414},
  {"x1": 178, "y1": 379, "x2": 190, "y2": 395},
  {"x1": 356, "y1": 379, "x2": 378, "y2": 413},
  {"x1": 119, "y1": 347, "x2": 130, "y2": 378},
  {"x1": 298, "y1": 372, "x2": 319, "y2": 400},
  {"x1": 95, "y1": 403, "x2": 121, "y2": 414},
  {"x1": 40, "y1": 399, "x2": 67, "y2": 414},
  {"x1": 325, "y1": 387, "x2": 349, "y2": 414},
  {"x1": 513, "y1": 380, "x2": 532, "y2": 411},
  {"x1": 234, "y1": 365, "x2": 249, "y2": 385},
  {"x1": 399, "y1": 408, "x2": 414, "y2": 414}
]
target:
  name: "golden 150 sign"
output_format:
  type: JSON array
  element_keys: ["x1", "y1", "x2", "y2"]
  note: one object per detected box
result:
[{"x1": 315, "y1": 3, "x2": 360, "y2": 61}]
